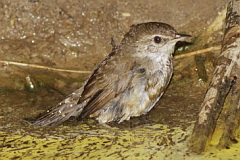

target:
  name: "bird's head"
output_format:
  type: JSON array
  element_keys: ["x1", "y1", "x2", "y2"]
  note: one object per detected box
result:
[{"x1": 121, "y1": 22, "x2": 191, "y2": 56}]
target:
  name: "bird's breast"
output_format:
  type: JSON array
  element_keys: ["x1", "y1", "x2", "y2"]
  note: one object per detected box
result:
[{"x1": 145, "y1": 56, "x2": 173, "y2": 101}]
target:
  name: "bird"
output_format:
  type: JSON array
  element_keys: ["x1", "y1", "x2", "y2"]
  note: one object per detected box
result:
[{"x1": 33, "y1": 22, "x2": 191, "y2": 126}]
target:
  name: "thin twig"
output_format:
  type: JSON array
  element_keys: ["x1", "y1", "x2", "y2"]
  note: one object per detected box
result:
[
  {"x1": 0, "y1": 46, "x2": 221, "y2": 74},
  {"x1": 174, "y1": 45, "x2": 221, "y2": 59},
  {"x1": 0, "y1": 60, "x2": 91, "y2": 74}
]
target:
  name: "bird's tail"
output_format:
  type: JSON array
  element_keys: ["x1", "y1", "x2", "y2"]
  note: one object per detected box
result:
[{"x1": 32, "y1": 88, "x2": 84, "y2": 126}]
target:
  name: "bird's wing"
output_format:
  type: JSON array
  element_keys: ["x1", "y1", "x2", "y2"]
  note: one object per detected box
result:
[
  {"x1": 32, "y1": 50, "x2": 144, "y2": 126},
  {"x1": 78, "y1": 54, "x2": 145, "y2": 119},
  {"x1": 78, "y1": 62, "x2": 130, "y2": 118}
]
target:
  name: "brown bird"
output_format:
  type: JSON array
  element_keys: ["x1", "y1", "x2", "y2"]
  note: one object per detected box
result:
[{"x1": 33, "y1": 22, "x2": 191, "y2": 126}]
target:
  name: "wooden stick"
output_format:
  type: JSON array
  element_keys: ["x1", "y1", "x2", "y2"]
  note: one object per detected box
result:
[
  {"x1": 0, "y1": 60, "x2": 91, "y2": 74},
  {"x1": 0, "y1": 45, "x2": 221, "y2": 74},
  {"x1": 189, "y1": 0, "x2": 240, "y2": 153},
  {"x1": 217, "y1": 1, "x2": 240, "y2": 149},
  {"x1": 174, "y1": 46, "x2": 221, "y2": 59}
]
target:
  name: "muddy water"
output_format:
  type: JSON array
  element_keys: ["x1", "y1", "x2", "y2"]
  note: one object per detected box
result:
[
  {"x1": 1, "y1": 0, "x2": 240, "y2": 160},
  {"x1": 0, "y1": 62, "x2": 207, "y2": 159}
]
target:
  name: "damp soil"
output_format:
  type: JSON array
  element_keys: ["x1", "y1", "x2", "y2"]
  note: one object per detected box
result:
[{"x1": 1, "y1": 0, "x2": 240, "y2": 160}]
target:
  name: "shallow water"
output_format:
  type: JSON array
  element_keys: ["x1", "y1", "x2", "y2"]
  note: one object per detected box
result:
[
  {"x1": 0, "y1": 64, "x2": 204, "y2": 159},
  {"x1": 1, "y1": 54, "x2": 240, "y2": 160},
  {"x1": 1, "y1": 0, "x2": 240, "y2": 159}
]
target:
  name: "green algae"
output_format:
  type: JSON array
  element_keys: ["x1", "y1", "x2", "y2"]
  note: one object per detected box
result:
[
  {"x1": 1, "y1": 123, "x2": 239, "y2": 160},
  {"x1": 0, "y1": 124, "x2": 190, "y2": 159}
]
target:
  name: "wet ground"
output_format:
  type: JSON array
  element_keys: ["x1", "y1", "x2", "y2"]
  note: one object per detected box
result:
[
  {"x1": 0, "y1": 66, "x2": 207, "y2": 159},
  {"x1": 1, "y1": 0, "x2": 240, "y2": 159}
]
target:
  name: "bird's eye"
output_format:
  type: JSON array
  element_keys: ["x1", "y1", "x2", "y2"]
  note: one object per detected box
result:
[{"x1": 154, "y1": 36, "x2": 162, "y2": 43}]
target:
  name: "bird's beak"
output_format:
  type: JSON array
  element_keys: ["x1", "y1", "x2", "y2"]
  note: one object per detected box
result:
[{"x1": 175, "y1": 34, "x2": 192, "y2": 40}]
